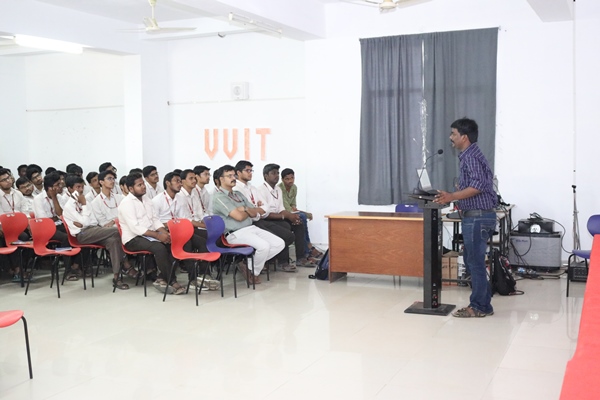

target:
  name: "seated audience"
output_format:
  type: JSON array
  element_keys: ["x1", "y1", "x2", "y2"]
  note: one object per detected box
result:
[
  {"x1": 17, "y1": 164, "x2": 27, "y2": 178},
  {"x1": 151, "y1": 172, "x2": 181, "y2": 227},
  {"x1": 119, "y1": 176, "x2": 129, "y2": 195},
  {"x1": 99, "y1": 162, "x2": 122, "y2": 195},
  {"x1": 62, "y1": 175, "x2": 136, "y2": 290},
  {"x1": 212, "y1": 165, "x2": 285, "y2": 284},
  {"x1": 193, "y1": 165, "x2": 212, "y2": 216},
  {"x1": 234, "y1": 160, "x2": 296, "y2": 272},
  {"x1": 32, "y1": 172, "x2": 81, "y2": 280},
  {"x1": 279, "y1": 168, "x2": 323, "y2": 259},
  {"x1": 0, "y1": 168, "x2": 29, "y2": 281},
  {"x1": 257, "y1": 164, "x2": 315, "y2": 268},
  {"x1": 118, "y1": 172, "x2": 185, "y2": 295}
]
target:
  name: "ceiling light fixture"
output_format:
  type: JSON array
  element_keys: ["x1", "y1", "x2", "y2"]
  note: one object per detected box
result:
[
  {"x1": 14, "y1": 34, "x2": 84, "y2": 55},
  {"x1": 228, "y1": 13, "x2": 282, "y2": 36}
]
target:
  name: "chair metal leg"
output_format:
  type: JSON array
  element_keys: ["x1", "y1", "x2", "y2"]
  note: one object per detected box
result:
[
  {"x1": 51, "y1": 257, "x2": 61, "y2": 299},
  {"x1": 21, "y1": 316, "x2": 33, "y2": 379},
  {"x1": 163, "y1": 261, "x2": 177, "y2": 302},
  {"x1": 143, "y1": 255, "x2": 147, "y2": 297},
  {"x1": 219, "y1": 259, "x2": 224, "y2": 298},
  {"x1": 25, "y1": 256, "x2": 38, "y2": 295},
  {"x1": 250, "y1": 256, "x2": 255, "y2": 291},
  {"x1": 567, "y1": 254, "x2": 574, "y2": 297}
]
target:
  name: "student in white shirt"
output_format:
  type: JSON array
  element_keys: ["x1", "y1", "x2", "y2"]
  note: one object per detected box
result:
[
  {"x1": 62, "y1": 175, "x2": 135, "y2": 290},
  {"x1": 0, "y1": 169, "x2": 30, "y2": 281},
  {"x1": 234, "y1": 161, "x2": 296, "y2": 273},
  {"x1": 99, "y1": 162, "x2": 123, "y2": 195},
  {"x1": 151, "y1": 172, "x2": 181, "y2": 227},
  {"x1": 193, "y1": 165, "x2": 212, "y2": 216},
  {"x1": 91, "y1": 170, "x2": 123, "y2": 228},
  {"x1": 15, "y1": 177, "x2": 35, "y2": 216},
  {"x1": 32, "y1": 172, "x2": 81, "y2": 280},
  {"x1": 118, "y1": 172, "x2": 184, "y2": 295},
  {"x1": 143, "y1": 165, "x2": 163, "y2": 200},
  {"x1": 84, "y1": 171, "x2": 101, "y2": 203},
  {"x1": 26, "y1": 165, "x2": 44, "y2": 196},
  {"x1": 256, "y1": 163, "x2": 316, "y2": 269}
]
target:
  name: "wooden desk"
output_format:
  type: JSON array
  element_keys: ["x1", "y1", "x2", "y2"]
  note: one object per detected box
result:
[{"x1": 326, "y1": 212, "x2": 423, "y2": 282}]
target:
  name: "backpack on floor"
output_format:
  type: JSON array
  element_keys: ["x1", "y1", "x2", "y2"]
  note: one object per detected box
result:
[
  {"x1": 308, "y1": 249, "x2": 329, "y2": 280},
  {"x1": 492, "y1": 248, "x2": 524, "y2": 296}
]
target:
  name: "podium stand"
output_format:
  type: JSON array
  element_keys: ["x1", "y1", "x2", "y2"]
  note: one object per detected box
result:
[{"x1": 405, "y1": 196, "x2": 455, "y2": 316}]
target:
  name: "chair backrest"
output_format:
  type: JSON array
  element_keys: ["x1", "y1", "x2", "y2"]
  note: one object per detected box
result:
[
  {"x1": 395, "y1": 203, "x2": 422, "y2": 213},
  {"x1": 0, "y1": 212, "x2": 30, "y2": 244},
  {"x1": 59, "y1": 216, "x2": 82, "y2": 247},
  {"x1": 167, "y1": 218, "x2": 194, "y2": 260},
  {"x1": 29, "y1": 218, "x2": 57, "y2": 256},
  {"x1": 203, "y1": 215, "x2": 226, "y2": 253},
  {"x1": 588, "y1": 215, "x2": 600, "y2": 236}
]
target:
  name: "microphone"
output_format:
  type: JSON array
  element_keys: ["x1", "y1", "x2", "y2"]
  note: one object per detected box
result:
[{"x1": 413, "y1": 149, "x2": 443, "y2": 195}]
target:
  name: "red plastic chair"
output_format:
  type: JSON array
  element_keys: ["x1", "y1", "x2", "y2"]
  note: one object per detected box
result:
[
  {"x1": 60, "y1": 216, "x2": 109, "y2": 288},
  {"x1": 0, "y1": 212, "x2": 33, "y2": 287},
  {"x1": 115, "y1": 218, "x2": 154, "y2": 297},
  {"x1": 0, "y1": 310, "x2": 32, "y2": 379},
  {"x1": 168, "y1": 218, "x2": 221, "y2": 305},
  {"x1": 27, "y1": 218, "x2": 81, "y2": 298}
]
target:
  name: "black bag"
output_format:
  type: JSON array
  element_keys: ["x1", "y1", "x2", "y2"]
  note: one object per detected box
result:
[
  {"x1": 308, "y1": 249, "x2": 329, "y2": 280},
  {"x1": 492, "y1": 249, "x2": 523, "y2": 295}
]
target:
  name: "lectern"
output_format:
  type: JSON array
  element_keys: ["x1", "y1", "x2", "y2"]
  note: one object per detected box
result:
[{"x1": 405, "y1": 195, "x2": 455, "y2": 316}]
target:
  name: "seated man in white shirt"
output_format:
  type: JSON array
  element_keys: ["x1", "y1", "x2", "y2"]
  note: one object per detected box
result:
[
  {"x1": 15, "y1": 177, "x2": 35, "y2": 216},
  {"x1": 256, "y1": 164, "x2": 315, "y2": 269},
  {"x1": 118, "y1": 172, "x2": 184, "y2": 295},
  {"x1": 26, "y1": 165, "x2": 44, "y2": 196},
  {"x1": 62, "y1": 175, "x2": 135, "y2": 290},
  {"x1": 119, "y1": 176, "x2": 129, "y2": 196},
  {"x1": 91, "y1": 170, "x2": 123, "y2": 228},
  {"x1": 234, "y1": 160, "x2": 296, "y2": 273},
  {"x1": 151, "y1": 172, "x2": 181, "y2": 227},
  {"x1": 212, "y1": 165, "x2": 285, "y2": 284},
  {"x1": 32, "y1": 172, "x2": 81, "y2": 280},
  {"x1": 99, "y1": 162, "x2": 122, "y2": 195},
  {"x1": 85, "y1": 172, "x2": 101, "y2": 203},
  {"x1": 193, "y1": 165, "x2": 212, "y2": 216},
  {"x1": 17, "y1": 164, "x2": 28, "y2": 179},
  {"x1": 0, "y1": 169, "x2": 30, "y2": 281},
  {"x1": 143, "y1": 165, "x2": 163, "y2": 200}
]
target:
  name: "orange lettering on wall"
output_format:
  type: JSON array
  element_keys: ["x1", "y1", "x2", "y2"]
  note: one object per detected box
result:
[
  {"x1": 244, "y1": 128, "x2": 250, "y2": 160},
  {"x1": 204, "y1": 129, "x2": 218, "y2": 159},
  {"x1": 223, "y1": 129, "x2": 239, "y2": 160},
  {"x1": 255, "y1": 128, "x2": 271, "y2": 161}
]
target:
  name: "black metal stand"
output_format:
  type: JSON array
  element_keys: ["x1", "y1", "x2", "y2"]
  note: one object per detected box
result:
[{"x1": 405, "y1": 196, "x2": 455, "y2": 316}]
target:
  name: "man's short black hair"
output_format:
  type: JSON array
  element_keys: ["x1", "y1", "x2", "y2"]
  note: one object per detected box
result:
[
  {"x1": 15, "y1": 177, "x2": 30, "y2": 189},
  {"x1": 180, "y1": 169, "x2": 195, "y2": 181},
  {"x1": 173, "y1": 169, "x2": 182, "y2": 176},
  {"x1": 129, "y1": 168, "x2": 142, "y2": 175},
  {"x1": 215, "y1": 165, "x2": 234, "y2": 181},
  {"x1": 98, "y1": 170, "x2": 116, "y2": 183},
  {"x1": 125, "y1": 172, "x2": 143, "y2": 189},
  {"x1": 17, "y1": 164, "x2": 27, "y2": 173},
  {"x1": 0, "y1": 168, "x2": 10, "y2": 179},
  {"x1": 234, "y1": 160, "x2": 253, "y2": 173},
  {"x1": 163, "y1": 172, "x2": 177, "y2": 190},
  {"x1": 66, "y1": 163, "x2": 83, "y2": 175},
  {"x1": 451, "y1": 117, "x2": 479, "y2": 144},
  {"x1": 281, "y1": 168, "x2": 294, "y2": 179},
  {"x1": 85, "y1": 171, "x2": 98, "y2": 184},
  {"x1": 142, "y1": 165, "x2": 157, "y2": 178},
  {"x1": 262, "y1": 163, "x2": 280, "y2": 177},
  {"x1": 26, "y1": 165, "x2": 42, "y2": 181},
  {"x1": 45, "y1": 167, "x2": 57, "y2": 175},
  {"x1": 65, "y1": 174, "x2": 85, "y2": 189},
  {"x1": 99, "y1": 162, "x2": 113, "y2": 172},
  {"x1": 119, "y1": 176, "x2": 127, "y2": 187},
  {"x1": 43, "y1": 172, "x2": 61, "y2": 191},
  {"x1": 193, "y1": 165, "x2": 210, "y2": 175}
]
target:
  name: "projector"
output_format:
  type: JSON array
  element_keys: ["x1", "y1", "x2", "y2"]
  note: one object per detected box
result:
[{"x1": 517, "y1": 218, "x2": 554, "y2": 234}]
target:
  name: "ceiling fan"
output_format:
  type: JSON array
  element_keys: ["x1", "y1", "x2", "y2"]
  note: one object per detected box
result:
[
  {"x1": 343, "y1": 0, "x2": 431, "y2": 14},
  {"x1": 121, "y1": 0, "x2": 196, "y2": 34}
]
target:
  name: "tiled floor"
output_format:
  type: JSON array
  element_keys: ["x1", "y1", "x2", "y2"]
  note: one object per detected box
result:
[{"x1": 0, "y1": 266, "x2": 583, "y2": 400}]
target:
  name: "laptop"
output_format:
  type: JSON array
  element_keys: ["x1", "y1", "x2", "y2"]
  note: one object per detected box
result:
[{"x1": 413, "y1": 168, "x2": 439, "y2": 196}]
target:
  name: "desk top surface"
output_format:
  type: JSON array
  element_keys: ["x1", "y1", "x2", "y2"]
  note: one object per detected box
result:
[
  {"x1": 326, "y1": 211, "x2": 423, "y2": 221},
  {"x1": 442, "y1": 204, "x2": 514, "y2": 222}
]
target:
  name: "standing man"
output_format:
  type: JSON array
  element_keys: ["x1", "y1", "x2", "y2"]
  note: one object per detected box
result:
[
  {"x1": 212, "y1": 165, "x2": 285, "y2": 284},
  {"x1": 435, "y1": 117, "x2": 497, "y2": 318}
]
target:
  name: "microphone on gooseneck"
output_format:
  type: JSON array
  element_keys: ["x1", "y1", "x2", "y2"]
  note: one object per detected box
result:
[{"x1": 414, "y1": 149, "x2": 444, "y2": 194}]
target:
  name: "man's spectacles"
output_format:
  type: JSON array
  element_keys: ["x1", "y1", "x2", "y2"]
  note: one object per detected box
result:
[
  {"x1": 0, "y1": 177, "x2": 10, "y2": 183},
  {"x1": 104, "y1": 177, "x2": 115, "y2": 182},
  {"x1": 243, "y1": 169, "x2": 254, "y2": 173},
  {"x1": 223, "y1": 174, "x2": 236, "y2": 179}
]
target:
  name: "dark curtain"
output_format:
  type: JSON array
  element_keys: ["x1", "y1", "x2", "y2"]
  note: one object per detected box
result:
[{"x1": 358, "y1": 28, "x2": 498, "y2": 205}]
